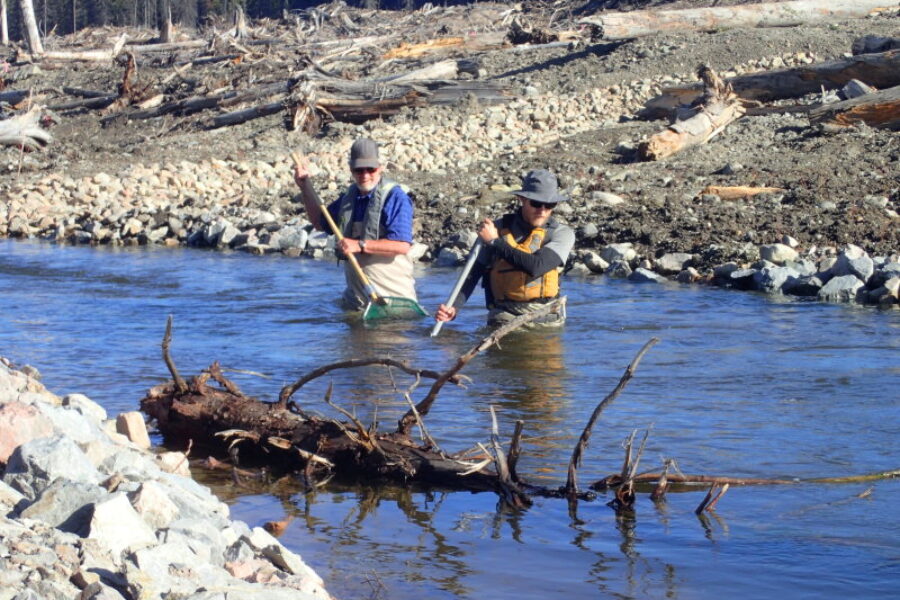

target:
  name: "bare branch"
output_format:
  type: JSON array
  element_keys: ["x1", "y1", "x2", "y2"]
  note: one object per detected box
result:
[
  {"x1": 162, "y1": 315, "x2": 188, "y2": 394},
  {"x1": 398, "y1": 298, "x2": 566, "y2": 436},
  {"x1": 565, "y1": 337, "x2": 659, "y2": 497},
  {"x1": 277, "y1": 357, "x2": 466, "y2": 409}
]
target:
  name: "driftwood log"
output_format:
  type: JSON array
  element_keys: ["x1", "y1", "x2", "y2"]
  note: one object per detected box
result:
[
  {"x1": 579, "y1": 0, "x2": 892, "y2": 41},
  {"x1": 142, "y1": 304, "x2": 617, "y2": 507},
  {"x1": 0, "y1": 90, "x2": 30, "y2": 106},
  {"x1": 700, "y1": 185, "x2": 785, "y2": 200},
  {"x1": 852, "y1": 35, "x2": 900, "y2": 56},
  {"x1": 808, "y1": 84, "x2": 900, "y2": 130},
  {"x1": 593, "y1": 468, "x2": 900, "y2": 493},
  {"x1": 638, "y1": 66, "x2": 745, "y2": 161},
  {"x1": 141, "y1": 313, "x2": 900, "y2": 514},
  {"x1": 641, "y1": 49, "x2": 900, "y2": 119},
  {"x1": 0, "y1": 106, "x2": 52, "y2": 150},
  {"x1": 383, "y1": 32, "x2": 508, "y2": 59}
]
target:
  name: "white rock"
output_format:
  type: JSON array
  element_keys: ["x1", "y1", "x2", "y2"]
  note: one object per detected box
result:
[{"x1": 89, "y1": 493, "x2": 158, "y2": 557}]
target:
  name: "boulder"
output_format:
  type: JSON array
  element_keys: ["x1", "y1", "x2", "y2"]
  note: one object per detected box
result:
[
  {"x1": 759, "y1": 243, "x2": 798, "y2": 265},
  {"x1": 817, "y1": 275, "x2": 864, "y2": 303},
  {"x1": 0, "y1": 402, "x2": 53, "y2": 465},
  {"x1": 600, "y1": 242, "x2": 636, "y2": 264},
  {"x1": 655, "y1": 252, "x2": 692, "y2": 275},
  {"x1": 629, "y1": 268, "x2": 666, "y2": 283}
]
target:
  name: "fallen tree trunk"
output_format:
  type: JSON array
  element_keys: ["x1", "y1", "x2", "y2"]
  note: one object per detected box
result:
[
  {"x1": 639, "y1": 66, "x2": 745, "y2": 161},
  {"x1": 142, "y1": 312, "x2": 897, "y2": 512},
  {"x1": 700, "y1": 185, "x2": 785, "y2": 200},
  {"x1": 0, "y1": 89, "x2": 30, "y2": 106},
  {"x1": 808, "y1": 84, "x2": 900, "y2": 130},
  {"x1": 383, "y1": 31, "x2": 508, "y2": 59},
  {"x1": 374, "y1": 59, "x2": 476, "y2": 84},
  {"x1": 579, "y1": 0, "x2": 893, "y2": 41},
  {"x1": 49, "y1": 95, "x2": 118, "y2": 111},
  {"x1": 209, "y1": 100, "x2": 285, "y2": 129},
  {"x1": 642, "y1": 49, "x2": 900, "y2": 119},
  {"x1": 0, "y1": 106, "x2": 52, "y2": 150},
  {"x1": 593, "y1": 468, "x2": 900, "y2": 491},
  {"x1": 142, "y1": 305, "x2": 601, "y2": 501},
  {"x1": 852, "y1": 35, "x2": 900, "y2": 56}
]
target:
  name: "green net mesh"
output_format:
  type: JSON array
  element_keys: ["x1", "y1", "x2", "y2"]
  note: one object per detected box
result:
[{"x1": 362, "y1": 297, "x2": 428, "y2": 321}]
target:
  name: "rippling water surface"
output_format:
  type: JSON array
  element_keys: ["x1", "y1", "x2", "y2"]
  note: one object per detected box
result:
[{"x1": 1, "y1": 239, "x2": 898, "y2": 599}]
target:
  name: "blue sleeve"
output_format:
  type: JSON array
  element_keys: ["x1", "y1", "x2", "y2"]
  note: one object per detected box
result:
[
  {"x1": 380, "y1": 186, "x2": 414, "y2": 243},
  {"x1": 319, "y1": 199, "x2": 341, "y2": 232}
]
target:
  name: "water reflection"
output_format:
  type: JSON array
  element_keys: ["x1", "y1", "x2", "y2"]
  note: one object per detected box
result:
[
  {"x1": 484, "y1": 329, "x2": 568, "y2": 416},
  {"x1": 480, "y1": 329, "x2": 572, "y2": 479}
]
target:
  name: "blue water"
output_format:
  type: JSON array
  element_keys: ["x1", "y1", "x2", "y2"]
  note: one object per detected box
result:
[{"x1": 1, "y1": 238, "x2": 899, "y2": 599}]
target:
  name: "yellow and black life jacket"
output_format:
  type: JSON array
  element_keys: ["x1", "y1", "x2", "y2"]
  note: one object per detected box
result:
[{"x1": 489, "y1": 220, "x2": 560, "y2": 303}]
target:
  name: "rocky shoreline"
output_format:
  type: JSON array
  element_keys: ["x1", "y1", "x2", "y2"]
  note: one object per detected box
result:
[
  {"x1": 1, "y1": 146, "x2": 897, "y2": 306},
  {"x1": 0, "y1": 358, "x2": 331, "y2": 600},
  {"x1": 2, "y1": 6, "x2": 898, "y2": 308}
]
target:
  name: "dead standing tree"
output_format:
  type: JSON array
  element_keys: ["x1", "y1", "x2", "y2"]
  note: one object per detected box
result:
[
  {"x1": 17, "y1": 0, "x2": 42, "y2": 54},
  {"x1": 2, "y1": 0, "x2": 9, "y2": 46}
]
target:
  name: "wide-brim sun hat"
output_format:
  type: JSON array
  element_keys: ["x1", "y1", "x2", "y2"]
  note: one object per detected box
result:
[{"x1": 512, "y1": 169, "x2": 567, "y2": 203}]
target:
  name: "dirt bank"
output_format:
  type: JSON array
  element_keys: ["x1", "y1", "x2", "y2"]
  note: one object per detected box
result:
[{"x1": 2, "y1": 0, "x2": 898, "y2": 273}]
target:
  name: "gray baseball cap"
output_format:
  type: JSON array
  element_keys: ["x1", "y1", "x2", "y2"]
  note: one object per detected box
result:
[
  {"x1": 349, "y1": 138, "x2": 380, "y2": 169},
  {"x1": 512, "y1": 169, "x2": 567, "y2": 203}
]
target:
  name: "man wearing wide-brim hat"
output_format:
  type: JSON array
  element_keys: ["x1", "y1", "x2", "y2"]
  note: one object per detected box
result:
[{"x1": 435, "y1": 169, "x2": 575, "y2": 327}]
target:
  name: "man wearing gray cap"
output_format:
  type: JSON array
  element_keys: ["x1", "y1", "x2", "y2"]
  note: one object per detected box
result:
[
  {"x1": 293, "y1": 138, "x2": 418, "y2": 311},
  {"x1": 435, "y1": 169, "x2": 575, "y2": 327}
]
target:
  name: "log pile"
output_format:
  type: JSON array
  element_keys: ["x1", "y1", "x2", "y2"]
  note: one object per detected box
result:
[
  {"x1": 636, "y1": 42, "x2": 900, "y2": 161},
  {"x1": 1, "y1": 2, "x2": 565, "y2": 137}
]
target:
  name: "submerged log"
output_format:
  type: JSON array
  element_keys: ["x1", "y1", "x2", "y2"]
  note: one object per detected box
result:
[
  {"x1": 808, "y1": 84, "x2": 900, "y2": 130},
  {"x1": 142, "y1": 313, "x2": 898, "y2": 513},
  {"x1": 592, "y1": 468, "x2": 900, "y2": 491},
  {"x1": 642, "y1": 50, "x2": 900, "y2": 119},
  {"x1": 579, "y1": 0, "x2": 892, "y2": 41}
]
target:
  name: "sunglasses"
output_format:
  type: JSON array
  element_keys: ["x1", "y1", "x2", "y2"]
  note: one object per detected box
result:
[
  {"x1": 527, "y1": 199, "x2": 557, "y2": 210},
  {"x1": 353, "y1": 167, "x2": 378, "y2": 174}
]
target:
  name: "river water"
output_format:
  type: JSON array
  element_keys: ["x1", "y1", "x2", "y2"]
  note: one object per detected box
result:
[{"x1": 1, "y1": 238, "x2": 898, "y2": 599}]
